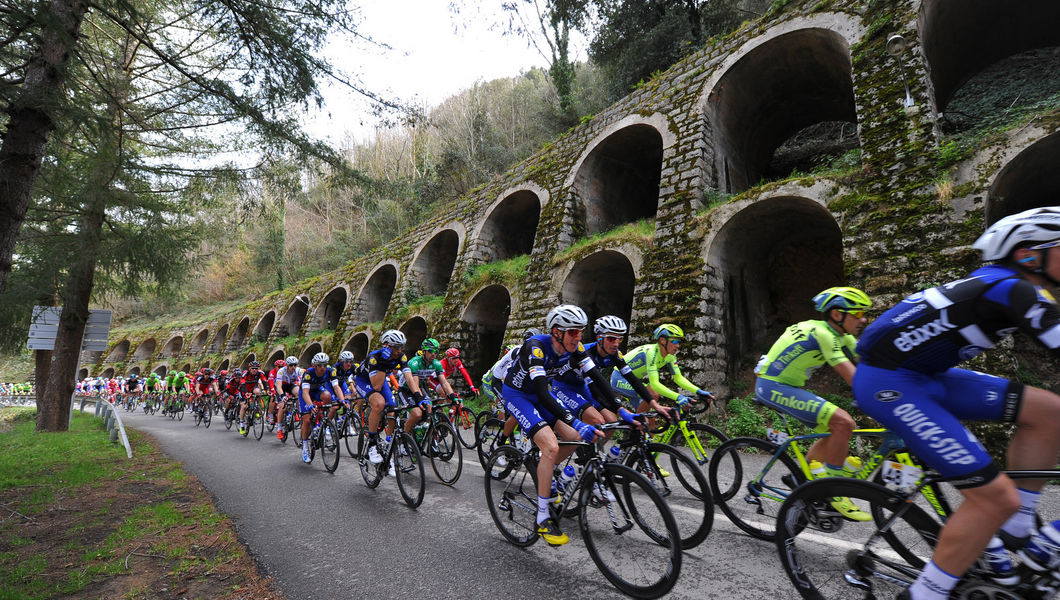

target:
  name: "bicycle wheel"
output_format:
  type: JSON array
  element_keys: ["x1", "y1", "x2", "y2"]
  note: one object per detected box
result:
[
  {"x1": 360, "y1": 436, "x2": 384, "y2": 489},
  {"x1": 202, "y1": 405, "x2": 211, "y2": 428},
  {"x1": 580, "y1": 462, "x2": 682, "y2": 599},
  {"x1": 625, "y1": 442, "x2": 714, "y2": 550},
  {"x1": 176, "y1": 402, "x2": 184, "y2": 421},
  {"x1": 291, "y1": 416, "x2": 303, "y2": 446},
  {"x1": 670, "y1": 422, "x2": 729, "y2": 466},
  {"x1": 224, "y1": 407, "x2": 235, "y2": 430},
  {"x1": 194, "y1": 406, "x2": 202, "y2": 427},
  {"x1": 428, "y1": 420, "x2": 463, "y2": 486},
  {"x1": 474, "y1": 409, "x2": 497, "y2": 444},
  {"x1": 454, "y1": 405, "x2": 478, "y2": 449},
  {"x1": 394, "y1": 432, "x2": 425, "y2": 508},
  {"x1": 477, "y1": 417, "x2": 506, "y2": 470},
  {"x1": 320, "y1": 419, "x2": 340, "y2": 473},
  {"x1": 252, "y1": 408, "x2": 265, "y2": 440},
  {"x1": 484, "y1": 445, "x2": 539, "y2": 547},
  {"x1": 775, "y1": 478, "x2": 939, "y2": 600},
  {"x1": 344, "y1": 412, "x2": 362, "y2": 458},
  {"x1": 709, "y1": 436, "x2": 804, "y2": 540}
]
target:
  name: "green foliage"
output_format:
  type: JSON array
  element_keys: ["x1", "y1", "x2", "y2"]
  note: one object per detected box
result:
[
  {"x1": 463, "y1": 255, "x2": 531, "y2": 290},
  {"x1": 722, "y1": 394, "x2": 768, "y2": 439},
  {"x1": 700, "y1": 188, "x2": 734, "y2": 213},
  {"x1": 554, "y1": 219, "x2": 654, "y2": 263}
]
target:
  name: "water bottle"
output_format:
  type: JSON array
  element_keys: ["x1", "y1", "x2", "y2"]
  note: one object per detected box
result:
[
  {"x1": 1019, "y1": 520, "x2": 1060, "y2": 573},
  {"x1": 414, "y1": 421, "x2": 428, "y2": 443},
  {"x1": 558, "y1": 465, "x2": 577, "y2": 497},
  {"x1": 311, "y1": 421, "x2": 321, "y2": 438},
  {"x1": 842, "y1": 456, "x2": 863, "y2": 478},
  {"x1": 982, "y1": 535, "x2": 1019, "y2": 585},
  {"x1": 381, "y1": 434, "x2": 392, "y2": 454},
  {"x1": 809, "y1": 460, "x2": 828, "y2": 480},
  {"x1": 607, "y1": 445, "x2": 622, "y2": 462}
]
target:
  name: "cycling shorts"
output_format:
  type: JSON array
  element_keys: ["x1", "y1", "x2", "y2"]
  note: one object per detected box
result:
[
  {"x1": 553, "y1": 380, "x2": 599, "y2": 419},
  {"x1": 300, "y1": 385, "x2": 337, "y2": 412},
  {"x1": 353, "y1": 376, "x2": 396, "y2": 408},
  {"x1": 609, "y1": 370, "x2": 646, "y2": 410},
  {"x1": 853, "y1": 365, "x2": 1022, "y2": 487},
  {"x1": 501, "y1": 384, "x2": 556, "y2": 438},
  {"x1": 754, "y1": 378, "x2": 838, "y2": 434}
]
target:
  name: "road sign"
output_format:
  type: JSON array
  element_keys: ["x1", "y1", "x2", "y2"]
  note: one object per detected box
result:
[{"x1": 27, "y1": 307, "x2": 113, "y2": 351}]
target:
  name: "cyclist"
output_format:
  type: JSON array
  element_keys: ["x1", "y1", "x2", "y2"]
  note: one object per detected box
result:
[
  {"x1": 125, "y1": 372, "x2": 142, "y2": 409},
  {"x1": 502, "y1": 305, "x2": 614, "y2": 546},
  {"x1": 192, "y1": 368, "x2": 219, "y2": 417},
  {"x1": 222, "y1": 369, "x2": 242, "y2": 421},
  {"x1": 298, "y1": 352, "x2": 346, "y2": 463},
  {"x1": 435, "y1": 347, "x2": 479, "y2": 396},
  {"x1": 399, "y1": 338, "x2": 460, "y2": 438},
  {"x1": 238, "y1": 361, "x2": 268, "y2": 435},
  {"x1": 143, "y1": 372, "x2": 161, "y2": 411},
  {"x1": 163, "y1": 370, "x2": 189, "y2": 414},
  {"x1": 583, "y1": 316, "x2": 672, "y2": 421},
  {"x1": 481, "y1": 328, "x2": 541, "y2": 421},
  {"x1": 330, "y1": 351, "x2": 358, "y2": 424},
  {"x1": 610, "y1": 323, "x2": 714, "y2": 412},
  {"x1": 853, "y1": 207, "x2": 1060, "y2": 600},
  {"x1": 274, "y1": 356, "x2": 303, "y2": 440},
  {"x1": 266, "y1": 359, "x2": 285, "y2": 425},
  {"x1": 754, "y1": 286, "x2": 873, "y2": 521},
  {"x1": 353, "y1": 330, "x2": 425, "y2": 475}
]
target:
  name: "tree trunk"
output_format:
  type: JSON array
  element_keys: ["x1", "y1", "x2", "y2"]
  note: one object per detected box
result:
[
  {"x1": 34, "y1": 350, "x2": 51, "y2": 406},
  {"x1": 0, "y1": 0, "x2": 88, "y2": 296}
]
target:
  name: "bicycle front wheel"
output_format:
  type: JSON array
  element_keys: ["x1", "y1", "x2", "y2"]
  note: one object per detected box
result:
[
  {"x1": 429, "y1": 420, "x2": 463, "y2": 485},
  {"x1": 709, "y1": 436, "x2": 804, "y2": 540},
  {"x1": 320, "y1": 419, "x2": 340, "y2": 473},
  {"x1": 580, "y1": 462, "x2": 681, "y2": 599},
  {"x1": 176, "y1": 403, "x2": 183, "y2": 421},
  {"x1": 344, "y1": 412, "x2": 362, "y2": 458},
  {"x1": 454, "y1": 406, "x2": 478, "y2": 449},
  {"x1": 483, "y1": 446, "x2": 539, "y2": 547},
  {"x1": 476, "y1": 417, "x2": 505, "y2": 471},
  {"x1": 670, "y1": 422, "x2": 728, "y2": 465},
  {"x1": 395, "y1": 432, "x2": 425, "y2": 508},
  {"x1": 252, "y1": 408, "x2": 265, "y2": 440},
  {"x1": 775, "y1": 478, "x2": 939, "y2": 600},
  {"x1": 625, "y1": 442, "x2": 714, "y2": 549}
]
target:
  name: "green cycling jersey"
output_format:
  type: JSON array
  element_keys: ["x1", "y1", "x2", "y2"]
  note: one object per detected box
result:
[
  {"x1": 400, "y1": 355, "x2": 443, "y2": 390},
  {"x1": 622, "y1": 343, "x2": 700, "y2": 402},
  {"x1": 755, "y1": 319, "x2": 857, "y2": 387}
]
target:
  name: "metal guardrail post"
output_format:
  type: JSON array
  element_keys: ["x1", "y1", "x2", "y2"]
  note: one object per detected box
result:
[{"x1": 103, "y1": 400, "x2": 133, "y2": 458}]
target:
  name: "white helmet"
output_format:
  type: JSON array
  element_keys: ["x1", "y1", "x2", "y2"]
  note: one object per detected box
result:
[
  {"x1": 338, "y1": 350, "x2": 355, "y2": 361},
  {"x1": 312, "y1": 352, "x2": 329, "y2": 365},
  {"x1": 381, "y1": 330, "x2": 406, "y2": 346},
  {"x1": 974, "y1": 206, "x2": 1060, "y2": 260},
  {"x1": 594, "y1": 315, "x2": 628, "y2": 337},
  {"x1": 285, "y1": 356, "x2": 298, "y2": 366},
  {"x1": 546, "y1": 304, "x2": 588, "y2": 331}
]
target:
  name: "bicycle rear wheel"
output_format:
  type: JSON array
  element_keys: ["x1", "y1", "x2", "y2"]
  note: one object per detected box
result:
[
  {"x1": 344, "y1": 412, "x2": 362, "y2": 458},
  {"x1": 477, "y1": 417, "x2": 505, "y2": 470},
  {"x1": 395, "y1": 432, "x2": 425, "y2": 508},
  {"x1": 708, "y1": 436, "x2": 804, "y2": 540},
  {"x1": 670, "y1": 422, "x2": 728, "y2": 465},
  {"x1": 360, "y1": 437, "x2": 384, "y2": 489},
  {"x1": 484, "y1": 446, "x2": 539, "y2": 547},
  {"x1": 202, "y1": 405, "x2": 211, "y2": 428},
  {"x1": 291, "y1": 415, "x2": 302, "y2": 446},
  {"x1": 625, "y1": 442, "x2": 714, "y2": 550},
  {"x1": 775, "y1": 478, "x2": 939, "y2": 600},
  {"x1": 454, "y1": 405, "x2": 478, "y2": 449},
  {"x1": 320, "y1": 419, "x2": 340, "y2": 473},
  {"x1": 580, "y1": 462, "x2": 681, "y2": 599}
]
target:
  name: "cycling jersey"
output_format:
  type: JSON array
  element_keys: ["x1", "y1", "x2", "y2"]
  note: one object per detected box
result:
[
  {"x1": 300, "y1": 365, "x2": 342, "y2": 412},
  {"x1": 756, "y1": 320, "x2": 857, "y2": 387},
  {"x1": 194, "y1": 374, "x2": 215, "y2": 394},
  {"x1": 616, "y1": 343, "x2": 700, "y2": 402},
  {"x1": 401, "y1": 355, "x2": 442, "y2": 390},
  {"x1": 353, "y1": 348, "x2": 411, "y2": 407},
  {"x1": 583, "y1": 342, "x2": 653, "y2": 406},
  {"x1": 275, "y1": 366, "x2": 302, "y2": 396},
  {"x1": 331, "y1": 361, "x2": 357, "y2": 396},
  {"x1": 239, "y1": 370, "x2": 267, "y2": 394},
  {"x1": 267, "y1": 368, "x2": 278, "y2": 395}
]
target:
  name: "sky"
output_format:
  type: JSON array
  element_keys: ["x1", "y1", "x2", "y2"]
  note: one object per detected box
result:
[{"x1": 303, "y1": 1, "x2": 588, "y2": 144}]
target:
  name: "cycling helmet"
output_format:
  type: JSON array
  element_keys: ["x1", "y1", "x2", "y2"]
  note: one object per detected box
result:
[
  {"x1": 380, "y1": 330, "x2": 406, "y2": 346},
  {"x1": 812, "y1": 287, "x2": 872, "y2": 313},
  {"x1": 285, "y1": 356, "x2": 298, "y2": 366},
  {"x1": 594, "y1": 315, "x2": 628, "y2": 337},
  {"x1": 523, "y1": 328, "x2": 543, "y2": 340},
  {"x1": 312, "y1": 352, "x2": 329, "y2": 365},
  {"x1": 274, "y1": 359, "x2": 285, "y2": 367},
  {"x1": 231, "y1": 368, "x2": 242, "y2": 377},
  {"x1": 445, "y1": 347, "x2": 460, "y2": 358},
  {"x1": 546, "y1": 304, "x2": 588, "y2": 331},
  {"x1": 974, "y1": 206, "x2": 1060, "y2": 260},
  {"x1": 421, "y1": 338, "x2": 440, "y2": 352},
  {"x1": 219, "y1": 369, "x2": 228, "y2": 376},
  {"x1": 338, "y1": 350, "x2": 355, "y2": 361},
  {"x1": 203, "y1": 368, "x2": 213, "y2": 376},
  {"x1": 248, "y1": 360, "x2": 260, "y2": 368},
  {"x1": 653, "y1": 324, "x2": 684, "y2": 340}
]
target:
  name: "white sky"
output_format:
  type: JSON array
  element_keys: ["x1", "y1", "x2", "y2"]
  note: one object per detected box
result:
[{"x1": 303, "y1": 0, "x2": 586, "y2": 144}]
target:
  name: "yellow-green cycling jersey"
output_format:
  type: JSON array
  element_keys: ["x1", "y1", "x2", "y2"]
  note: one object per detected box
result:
[
  {"x1": 620, "y1": 343, "x2": 701, "y2": 402},
  {"x1": 755, "y1": 319, "x2": 857, "y2": 387}
]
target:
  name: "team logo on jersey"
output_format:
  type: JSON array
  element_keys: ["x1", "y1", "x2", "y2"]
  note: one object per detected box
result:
[
  {"x1": 577, "y1": 343, "x2": 584, "y2": 352},
  {"x1": 1039, "y1": 288, "x2": 1057, "y2": 303},
  {"x1": 874, "y1": 390, "x2": 902, "y2": 403},
  {"x1": 983, "y1": 389, "x2": 999, "y2": 405},
  {"x1": 617, "y1": 350, "x2": 624, "y2": 360},
  {"x1": 532, "y1": 347, "x2": 544, "y2": 359},
  {"x1": 958, "y1": 345, "x2": 984, "y2": 361},
  {"x1": 369, "y1": 357, "x2": 377, "y2": 366}
]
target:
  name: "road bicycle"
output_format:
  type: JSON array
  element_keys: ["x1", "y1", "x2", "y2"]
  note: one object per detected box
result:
[
  {"x1": 410, "y1": 397, "x2": 463, "y2": 486},
  {"x1": 192, "y1": 394, "x2": 213, "y2": 428},
  {"x1": 448, "y1": 398, "x2": 478, "y2": 450},
  {"x1": 301, "y1": 402, "x2": 340, "y2": 473},
  {"x1": 774, "y1": 466, "x2": 1060, "y2": 599},
  {"x1": 483, "y1": 421, "x2": 681, "y2": 599},
  {"x1": 240, "y1": 392, "x2": 268, "y2": 440},
  {"x1": 357, "y1": 404, "x2": 425, "y2": 508}
]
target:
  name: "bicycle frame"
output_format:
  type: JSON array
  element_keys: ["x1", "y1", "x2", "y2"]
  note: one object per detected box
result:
[{"x1": 653, "y1": 407, "x2": 712, "y2": 465}]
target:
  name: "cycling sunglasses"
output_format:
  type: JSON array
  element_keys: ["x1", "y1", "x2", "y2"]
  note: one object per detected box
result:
[
  {"x1": 842, "y1": 310, "x2": 865, "y2": 318},
  {"x1": 1030, "y1": 240, "x2": 1060, "y2": 251}
]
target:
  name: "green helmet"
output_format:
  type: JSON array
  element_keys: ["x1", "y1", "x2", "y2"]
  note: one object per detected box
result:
[
  {"x1": 653, "y1": 323, "x2": 685, "y2": 340},
  {"x1": 421, "y1": 338, "x2": 440, "y2": 352},
  {"x1": 812, "y1": 286, "x2": 872, "y2": 313}
]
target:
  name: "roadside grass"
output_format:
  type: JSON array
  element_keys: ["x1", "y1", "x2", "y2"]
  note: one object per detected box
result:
[{"x1": 0, "y1": 408, "x2": 282, "y2": 599}]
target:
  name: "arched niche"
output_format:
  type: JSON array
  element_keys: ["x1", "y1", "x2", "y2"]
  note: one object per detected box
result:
[
  {"x1": 77, "y1": 368, "x2": 89, "y2": 380},
  {"x1": 299, "y1": 343, "x2": 323, "y2": 368},
  {"x1": 706, "y1": 196, "x2": 844, "y2": 376},
  {"x1": 131, "y1": 338, "x2": 156, "y2": 361},
  {"x1": 410, "y1": 230, "x2": 460, "y2": 296},
  {"x1": 208, "y1": 324, "x2": 228, "y2": 354},
  {"x1": 399, "y1": 316, "x2": 429, "y2": 355},
  {"x1": 708, "y1": 28, "x2": 858, "y2": 193},
  {"x1": 128, "y1": 366, "x2": 141, "y2": 376},
  {"x1": 180, "y1": 363, "x2": 191, "y2": 373},
  {"x1": 921, "y1": 0, "x2": 1060, "y2": 114},
  {"x1": 357, "y1": 264, "x2": 398, "y2": 324},
  {"x1": 102, "y1": 368, "x2": 115, "y2": 379},
  {"x1": 190, "y1": 328, "x2": 209, "y2": 354},
  {"x1": 253, "y1": 311, "x2": 275, "y2": 343},
  {"x1": 240, "y1": 353, "x2": 256, "y2": 369},
  {"x1": 154, "y1": 365, "x2": 168, "y2": 377},
  {"x1": 573, "y1": 124, "x2": 663, "y2": 236},
  {"x1": 161, "y1": 336, "x2": 183, "y2": 358},
  {"x1": 312, "y1": 287, "x2": 348, "y2": 331},
  {"x1": 987, "y1": 131, "x2": 1060, "y2": 224},
  {"x1": 107, "y1": 340, "x2": 130, "y2": 364},
  {"x1": 478, "y1": 191, "x2": 541, "y2": 262},
  {"x1": 229, "y1": 317, "x2": 250, "y2": 350},
  {"x1": 266, "y1": 349, "x2": 285, "y2": 368},
  {"x1": 342, "y1": 333, "x2": 371, "y2": 363},
  {"x1": 276, "y1": 296, "x2": 309, "y2": 338},
  {"x1": 460, "y1": 284, "x2": 512, "y2": 380},
  {"x1": 559, "y1": 250, "x2": 637, "y2": 329},
  {"x1": 217, "y1": 359, "x2": 230, "y2": 371}
]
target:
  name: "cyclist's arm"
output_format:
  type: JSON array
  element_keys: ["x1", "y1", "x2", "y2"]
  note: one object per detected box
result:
[
  {"x1": 833, "y1": 360, "x2": 856, "y2": 385},
  {"x1": 643, "y1": 352, "x2": 681, "y2": 402},
  {"x1": 668, "y1": 363, "x2": 702, "y2": 395},
  {"x1": 453, "y1": 359, "x2": 477, "y2": 392}
]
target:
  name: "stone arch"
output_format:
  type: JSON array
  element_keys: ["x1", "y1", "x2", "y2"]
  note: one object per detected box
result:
[
  {"x1": 460, "y1": 284, "x2": 512, "y2": 381},
  {"x1": 473, "y1": 188, "x2": 542, "y2": 263},
  {"x1": 299, "y1": 343, "x2": 324, "y2": 367},
  {"x1": 180, "y1": 363, "x2": 191, "y2": 373},
  {"x1": 228, "y1": 317, "x2": 250, "y2": 350},
  {"x1": 128, "y1": 366, "x2": 141, "y2": 376},
  {"x1": 570, "y1": 117, "x2": 667, "y2": 236},
  {"x1": 704, "y1": 195, "x2": 844, "y2": 376},
  {"x1": 355, "y1": 262, "x2": 398, "y2": 324},
  {"x1": 107, "y1": 340, "x2": 130, "y2": 363},
  {"x1": 102, "y1": 368, "x2": 115, "y2": 379},
  {"x1": 217, "y1": 358, "x2": 230, "y2": 371},
  {"x1": 342, "y1": 332, "x2": 371, "y2": 362},
  {"x1": 78, "y1": 368, "x2": 88, "y2": 380},
  {"x1": 190, "y1": 328, "x2": 209, "y2": 354},
  {"x1": 253, "y1": 311, "x2": 275, "y2": 343},
  {"x1": 410, "y1": 228, "x2": 461, "y2": 296},
  {"x1": 558, "y1": 250, "x2": 638, "y2": 329},
  {"x1": 208, "y1": 324, "x2": 228, "y2": 354},
  {"x1": 161, "y1": 335, "x2": 183, "y2": 358},
  {"x1": 131, "y1": 338, "x2": 156, "y2": 361},
  {"x1": 987, "y1": 131, "x2": 1060, "y2": 224},
  {"x1": 276, "y1": 296, "x2": 310, "y2": 337},
  {"x1": 154, "y1": 365, "x2": 168, "y2": 377},
  {"x1": 921, "y1": 0, "x2": 1060, "y2": 114},
  {"x1": 266, "y1": 349, "x2": 285, "y2": 368},
  {"x1": 399, "y1": 316, "x2": 429, "y2": 354},
  {"x1": 311, "y1": 286, "x2": 349, "y2": 331},
  {"x1": 705, "y1": 22, "x2": 862, "y2": 193},
  {"x1": 240, "y1": 353, "x2": 256, "y2": 369}
]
